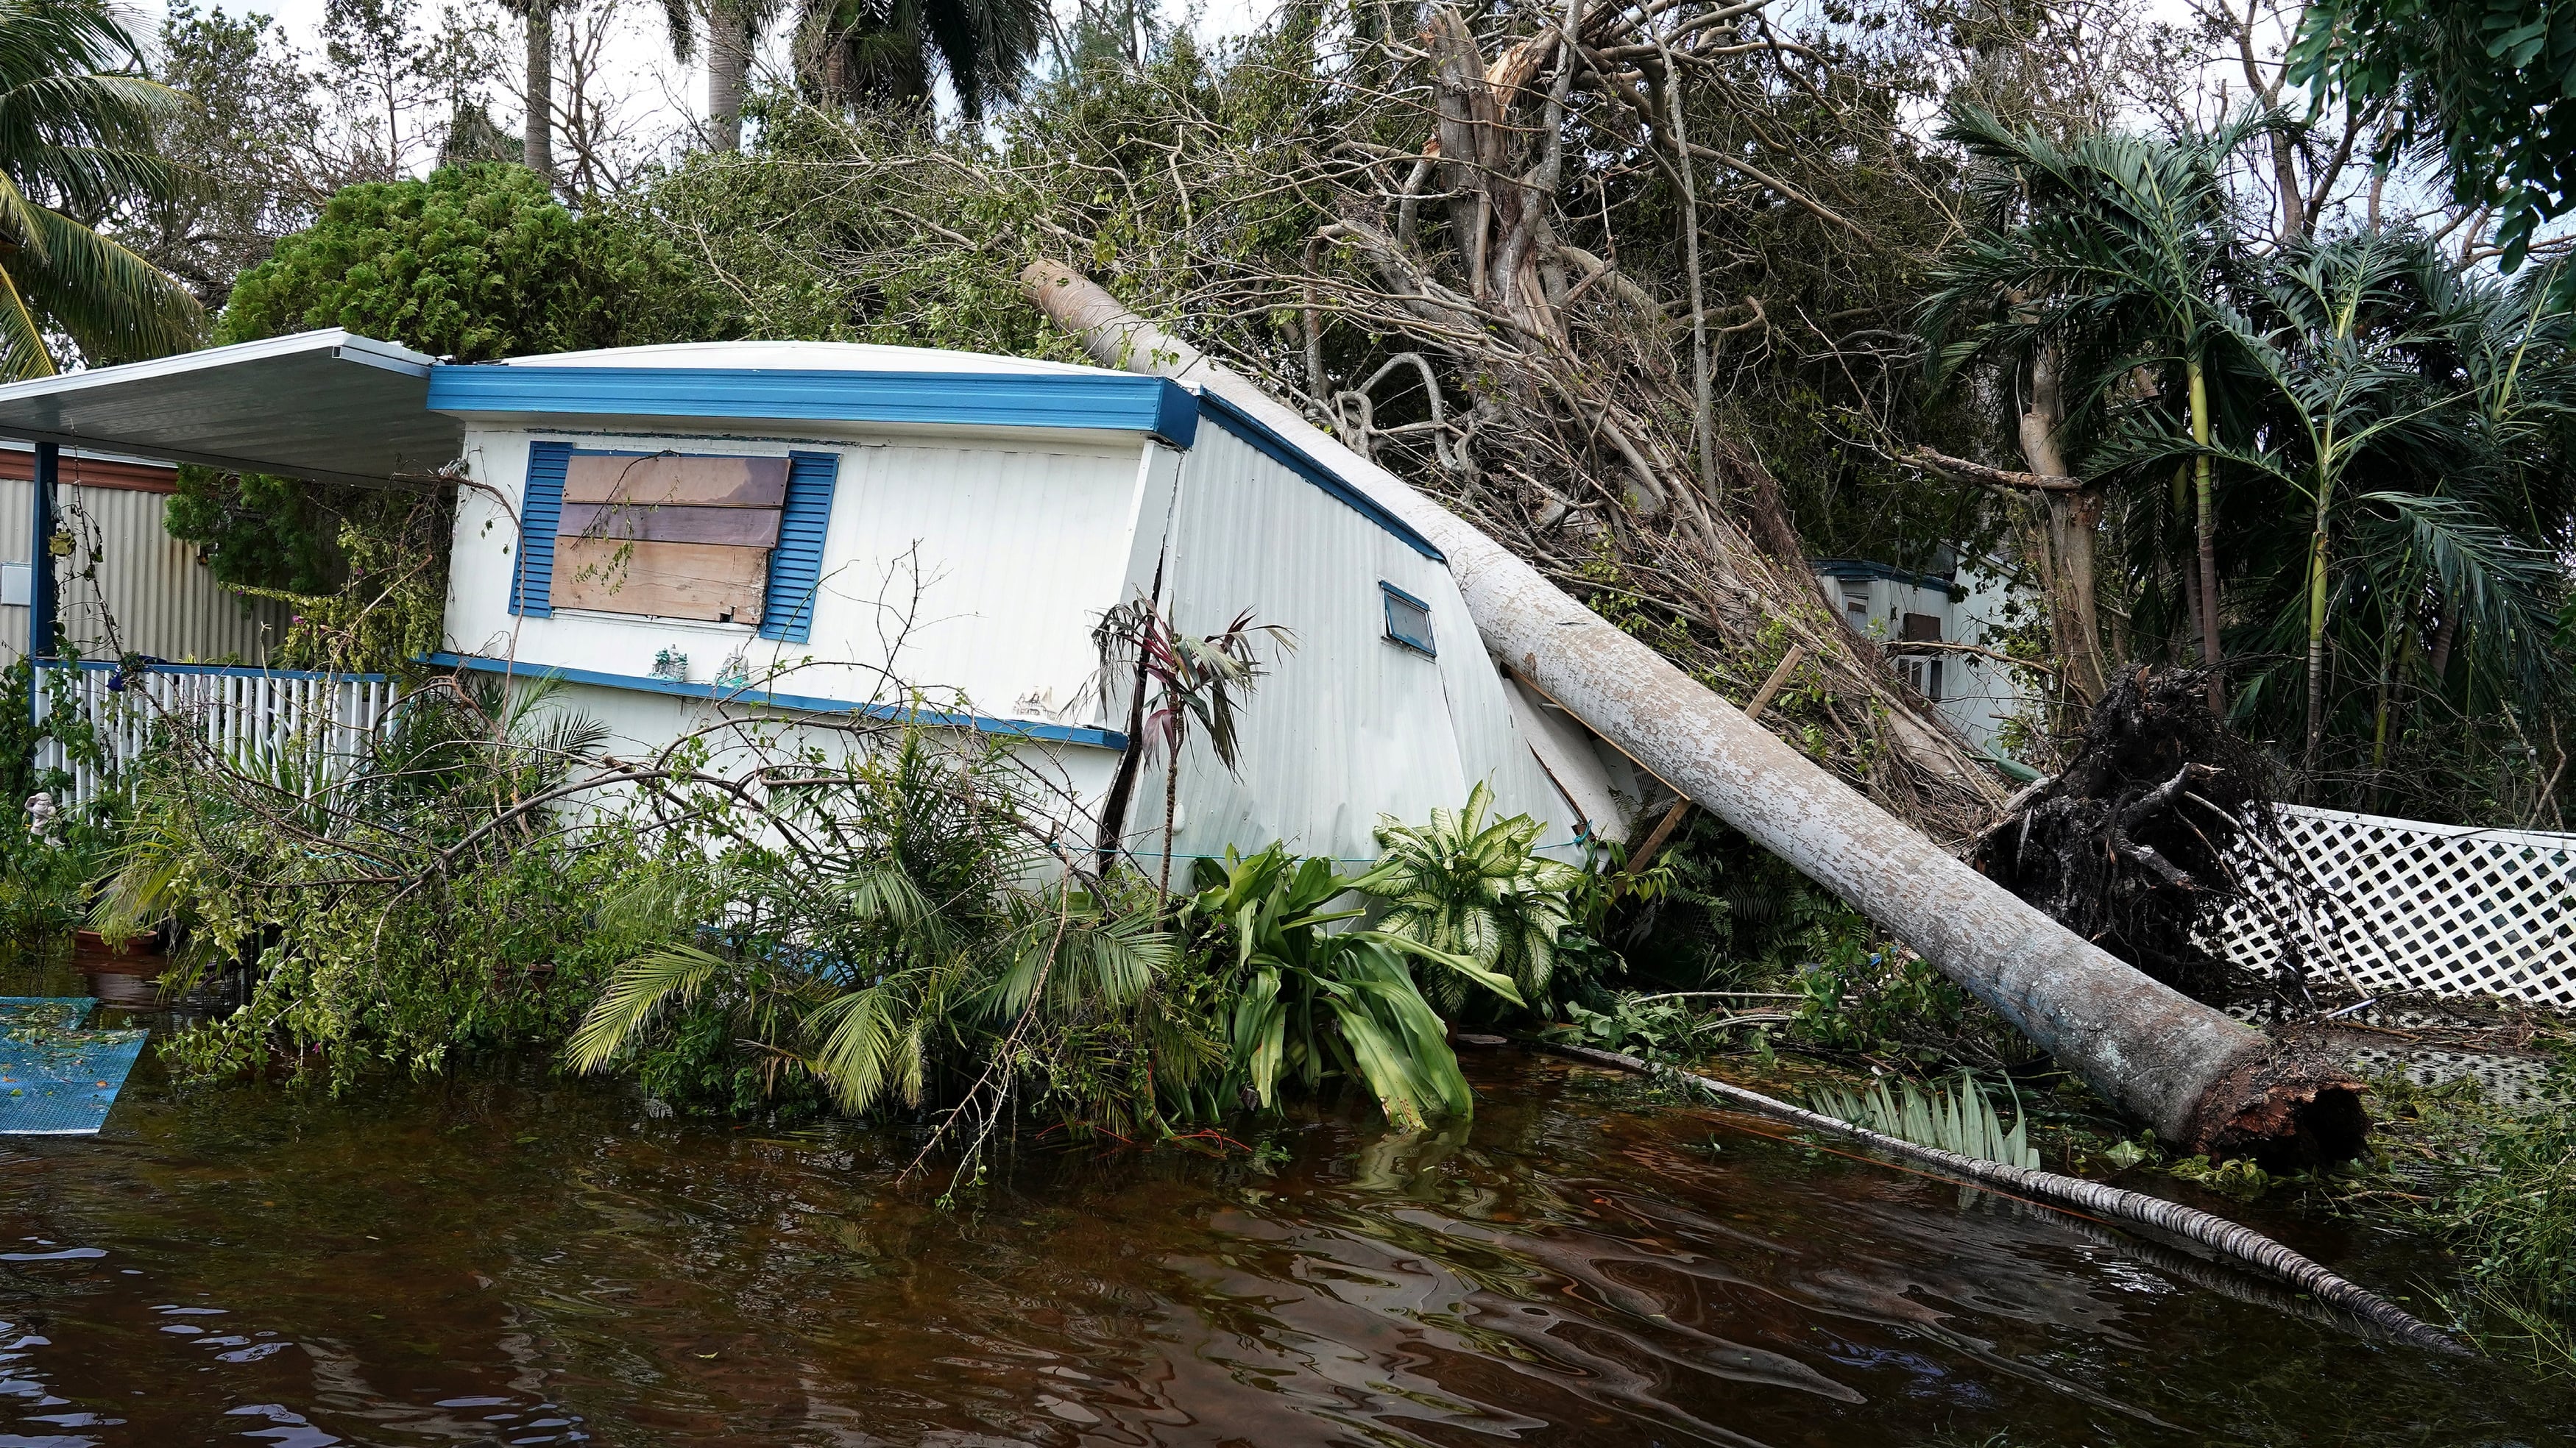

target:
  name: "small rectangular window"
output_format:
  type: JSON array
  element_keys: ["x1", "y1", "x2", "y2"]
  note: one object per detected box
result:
[{"x1": 1381, "y1": 582, "x2": 1436, "y2": 656}]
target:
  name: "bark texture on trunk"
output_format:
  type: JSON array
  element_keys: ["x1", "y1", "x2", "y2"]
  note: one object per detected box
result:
[
  {"x1": 523, "y1": 0, "x2": 555, "y2": 185},
  {"x1": 2015, "y1": 344, "x2": 2106, "y2": 703},
  {"x1": 1024, "y1": 260, "x2": 2364, "y2": 1162},
  {"x1": 707, "y1": 4, "x2": 750, "y2": 154},
  {"x1": 2187, "y1": 358, "x2": 2226, "y2": 717}
]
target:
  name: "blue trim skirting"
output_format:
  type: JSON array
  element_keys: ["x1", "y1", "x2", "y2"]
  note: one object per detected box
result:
[
  {"x1": 429, "y1": 366, "x2": 1200, "y2": 448},
  {"x1": 422, "y1": 652, "x2": 1125, "y2": 750},
  {"x1": 1195, "y1": 394, "x2": 1445, "y2": 561}
]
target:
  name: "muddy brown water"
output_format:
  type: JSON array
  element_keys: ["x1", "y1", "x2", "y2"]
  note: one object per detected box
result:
[{"x1": 0, "y1": 966, "x2": 2565, "y2": 1445}]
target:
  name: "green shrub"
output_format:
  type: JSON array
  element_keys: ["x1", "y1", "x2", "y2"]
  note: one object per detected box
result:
[
  {"x1": 1183, "y1": 844, "x2": 1518, "y2": 1131},
  {"x1": 101, "y1": 675, "x2": 651, "y2": 1089},
  {"x1": 2438, "y1": 1046, "x2": 2576, "y2": 1371},
  {"x1": 1353, "y1": 781, "x2": 1585, "y2": 1018},
  {"x1": 567, "y1": 727, "x2": 1210, "y2": 1143}
]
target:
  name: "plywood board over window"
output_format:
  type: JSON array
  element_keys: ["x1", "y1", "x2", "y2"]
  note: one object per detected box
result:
[{"x1": 554, "y1": 453, "x2": 787, "y2": 624}]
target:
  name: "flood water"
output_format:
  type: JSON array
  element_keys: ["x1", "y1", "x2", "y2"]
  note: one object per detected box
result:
[{"x1": 0, "y1": 965, "x2": 2564, "y2": 1446}]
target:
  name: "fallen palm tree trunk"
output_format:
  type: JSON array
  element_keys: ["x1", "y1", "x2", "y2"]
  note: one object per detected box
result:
[
  {"x1": 1535, "y1": 1040, "x2": 2460, "y2": 1355},
  {"x1": 1024, "y1": 260, "x2": 2363, "y2": 1164}
]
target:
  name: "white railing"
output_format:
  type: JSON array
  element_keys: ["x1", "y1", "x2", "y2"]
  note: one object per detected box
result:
[
  {"x1": 2212, "y1": 802, "x2": 2576, "y2": 1011},
  {"x1": 32, "y1": 661, "x2": 398, "y2": 810}
]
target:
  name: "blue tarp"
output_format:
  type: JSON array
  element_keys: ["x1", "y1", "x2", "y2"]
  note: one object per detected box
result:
[{"x1": 0, "y1": 998, "x2": 146, "y2": 1135}]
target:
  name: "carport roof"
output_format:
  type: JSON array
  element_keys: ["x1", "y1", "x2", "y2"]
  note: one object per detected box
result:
[{"x1": 0, "y1": 330, "x2": 458, "y2": 489}]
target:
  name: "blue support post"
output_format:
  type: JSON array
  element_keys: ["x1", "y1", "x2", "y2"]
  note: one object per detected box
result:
[
  {"x1": 28, "y1": 441, "x2": 54, "y2": 659},
  {"x1": 26, "y1": 441, "x2": 52, "y2": 735}
]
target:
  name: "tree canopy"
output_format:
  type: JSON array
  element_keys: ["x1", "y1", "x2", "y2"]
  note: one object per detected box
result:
[
  {"x1": 216, "y1": 161, "x2": 719, "y2": 359},
  {"x1": 2290, "y1": 0, "x2": 2576, "y2": 271},
  {"x1": 170, "y1": 162, "x2": 737, "y2": 610}
]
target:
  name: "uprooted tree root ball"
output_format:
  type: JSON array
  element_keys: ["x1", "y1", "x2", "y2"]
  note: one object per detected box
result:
[{"x1": 1974, "y1": 665, "x2": 2293, "y2": 1002}]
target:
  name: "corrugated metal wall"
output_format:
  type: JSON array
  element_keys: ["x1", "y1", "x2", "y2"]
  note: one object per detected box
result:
[
  {"x1": 0, "y1": 476, "x2": 284, "y2": 664},
  {"x1": 810, "y1": 440, "x2": 1142, "y2": 719},
  {"x1": 1152, "y1": 424, "x2": 1582, "y2": 866}
]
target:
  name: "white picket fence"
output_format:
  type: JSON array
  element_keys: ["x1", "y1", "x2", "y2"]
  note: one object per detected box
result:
[
  {"x1": 2212, "y1": 802, "x2": 2576, "y2": 1010},
  {"x1": 32, "y1": 661, "x2": 397, "y2": 809}
]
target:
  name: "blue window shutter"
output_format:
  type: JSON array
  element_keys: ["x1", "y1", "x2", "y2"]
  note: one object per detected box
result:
[
  {"x1": 760, "y1": 450, "x2": 840, "y2": 643},
  {"x1": 511, "y1": 441, "x2": 570, "y2": 618}
]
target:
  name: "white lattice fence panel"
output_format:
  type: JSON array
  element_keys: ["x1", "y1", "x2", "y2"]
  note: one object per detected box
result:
[{"x1": 2212, "y1": 803, "x2": 2576, "y2": 1010}]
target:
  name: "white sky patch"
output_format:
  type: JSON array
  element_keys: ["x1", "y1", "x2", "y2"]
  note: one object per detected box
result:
[{"x1": 133, "y1": 0, "x2": 1281, "y2": 166}]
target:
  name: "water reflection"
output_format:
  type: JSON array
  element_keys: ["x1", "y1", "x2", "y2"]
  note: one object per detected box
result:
[{"x1": 0, "y1": 1035, "x2": 2557, "y2": 1445}]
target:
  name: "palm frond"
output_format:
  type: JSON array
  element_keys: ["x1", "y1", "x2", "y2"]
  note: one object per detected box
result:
[
  {"x1": 567, "y1": 943, "x2": 730, "y2": 1073},
  {"x1": 13, "y1": 203, "x2": 202, "y2": 361}
]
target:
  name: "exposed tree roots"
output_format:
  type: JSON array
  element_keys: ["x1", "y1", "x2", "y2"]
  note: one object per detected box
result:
[{"x1": 1974, "y1": 665, "x2": 2292, "y2": 1001}]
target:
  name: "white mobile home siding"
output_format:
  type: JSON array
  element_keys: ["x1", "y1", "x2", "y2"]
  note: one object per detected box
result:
[
  {"x1": 430, "y1": 352, "x2": 1574, "y2": 870},
  {"x1": 1148, "y1": 419, "x2": 1581, "y2": 866},
  {"x1": 445, "y1": 426, "x2": 1160, "y2": 731}
]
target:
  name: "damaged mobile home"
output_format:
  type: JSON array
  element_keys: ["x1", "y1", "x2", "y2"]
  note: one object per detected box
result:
[
  {"x1": 0, "y1": 329, "x2": 1637, "y2": 866},
  {"x1": 0, "y1": 316, "x2": 2365, "y2": 1164}
]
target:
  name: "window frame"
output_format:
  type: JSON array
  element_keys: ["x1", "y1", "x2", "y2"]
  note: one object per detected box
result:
[{"x1": 1380, "y1": 581, "x2": 1437, "y2": 657}]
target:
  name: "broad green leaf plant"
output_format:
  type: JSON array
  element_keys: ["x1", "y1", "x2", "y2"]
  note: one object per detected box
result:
[
  {"x1": 1184, "y1": 845, "x2": 1519, "y2": 1132},
  {"x1": 1352, "y1": 782, "x2": 1585, "y2": 1017}
]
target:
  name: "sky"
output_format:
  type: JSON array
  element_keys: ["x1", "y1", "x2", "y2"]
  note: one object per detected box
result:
[
  {"x1": 124, "y1": 0, "x2": 2486, "y2": 253},
  {"x1": 132, "y1": 0, "x2": 1279, "y2": 160}
]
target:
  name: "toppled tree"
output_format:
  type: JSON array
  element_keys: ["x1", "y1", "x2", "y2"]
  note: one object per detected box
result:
[
  {"x1": 642, "y1": 3, "x2": 2017, "y2": 842},
  {"x1": 1031, "y1": 267, "x2": 2373, "y2": 1171}
]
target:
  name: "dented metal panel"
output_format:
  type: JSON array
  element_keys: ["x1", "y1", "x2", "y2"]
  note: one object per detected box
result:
[{"x1": 1146, "y1": 423, "x2": 1579, "y2": 867}]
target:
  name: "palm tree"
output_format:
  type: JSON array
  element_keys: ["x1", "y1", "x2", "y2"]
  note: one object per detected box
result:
[
  {"x1": 2243, "y1": 237, "x2": 2564, "y2": 784},
  {"x1": 799, "y1": 0, "x2": 1046, "y2": 124},
  {"x1": 498, "y1": 0, "x2": 554, "y2": 185},
  {"x1": 0, "y1": 1, "x2": 200, "y2": 377},
  {"x1": 655, "y1": 0, "x2": 785, "y2": 154},
  {"x1": 2080, "y1": 228, "x2": 2568, "y2": 792},
  {"x1": 1090, "y1": 596, "x2": 1295, "y2": 899},
  {"x1": 1922, "y1": 105, "x2": 2266, "y2": 714}
]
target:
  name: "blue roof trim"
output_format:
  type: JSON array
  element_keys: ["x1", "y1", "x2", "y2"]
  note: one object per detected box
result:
[
  {"x1": 428, "y1": 366, "x2": 1200, "y2": 447},
  {"x1": 1195, "y1": 394, "x2": 1446, "y2": 562},
  {"x1": 422, "y1": 652, "x2": 1127, "y2": 750}
]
